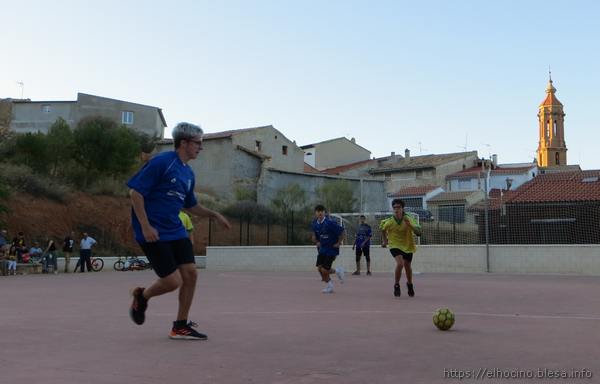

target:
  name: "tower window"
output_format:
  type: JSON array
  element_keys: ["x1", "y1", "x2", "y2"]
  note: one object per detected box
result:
[
  {"x1": 555, "y1": 152, "x2": 560, "y2": 165},
  {"x1": 553, "y1": 120, "x2": 557, "y2": 136},
  {"x1": 255, "y1": 140, "x2": 262, "y2": 152},
  {"x1": 545, "y1": 121, "x2": 549, "y2": 138},
  {"x1": 282, "y1": 145, "x2": 288, "y2": 155}
]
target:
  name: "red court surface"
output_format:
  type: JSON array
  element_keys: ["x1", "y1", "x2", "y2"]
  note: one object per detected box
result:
[{"x1": 1, "y1": 270, "x2": 599, "y2": 384}]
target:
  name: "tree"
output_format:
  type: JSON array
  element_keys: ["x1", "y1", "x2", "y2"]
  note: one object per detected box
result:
[
  {"x1": 13, "y1": 132, "x2": 49, "y2": 173},
  {"x1": 315, "y1": 179, "x2": 357, "y2": 213},
  {"x1": 271, "y1": 183, "x2": 308, "y2": 215},
  {"x1": 73, "y1": 116, "x2": 141, "y2": 185},
  {"x1": 46, "y1": 117, "x2": 75, "y2": 177}
]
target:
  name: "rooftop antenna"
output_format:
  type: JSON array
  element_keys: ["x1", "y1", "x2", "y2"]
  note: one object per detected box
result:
[
  {"x1": 457, "y1": 133, "x2": 468, "y2": 151},
  {"x1": 548, "y1": 65, "x2": 552, "y2": 82},
  {"x1": 418, "y1": 141, "x2": 428, "y2": 154},
  {"x1": 16, "y1": 81, "x2": 24, "y2": 98}
]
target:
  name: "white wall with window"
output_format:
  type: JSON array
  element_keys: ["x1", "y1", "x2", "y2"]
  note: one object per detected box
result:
[{"x1": 121, "y1": 111, "x2": 134, "y2": 125}]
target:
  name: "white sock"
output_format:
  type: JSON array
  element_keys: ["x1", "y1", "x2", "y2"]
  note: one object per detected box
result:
[{"x1": 327, "y1": 280, "x2": 334, "y2": 288}]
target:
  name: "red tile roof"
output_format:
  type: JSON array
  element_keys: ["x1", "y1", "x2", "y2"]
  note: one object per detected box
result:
[
  {"x1": 540, "y1": 93, "x2": 563, "y2": 107},
  {"x1": 389, "y1": 185, "x2": 440, "y2": 197},
  {"x1": 320, "y1": 159, "x2": 376, "y2": 175},
  {"x1": 203, "y1": 126, "x2": 273, "y2": 140},
  {"x1": 447, "y1": 165, "x2": 536, "y2": 180},
  {"x1": 507, "y1": 170, "x2": 600, "y2": 203},
  {"x1": 303, "y1": 163, "x2": 320, "y2": 174},
  {"x1": 428, "y1": 191, "x2": 480, "y2": 203}
]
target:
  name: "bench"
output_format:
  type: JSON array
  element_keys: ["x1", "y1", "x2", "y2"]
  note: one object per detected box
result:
[{"x1": 16, "y1": 263, "x2": 43, "y2": 275}]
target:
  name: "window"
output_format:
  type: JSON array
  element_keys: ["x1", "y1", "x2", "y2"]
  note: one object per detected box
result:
[
  {"x1": 555, "y1": 152, "x2": 560, "y2": 165},
  {"x1": 255, "y1": 140, "x2": 262, "y2": 152},
  {"x1": 458, "y1": 179, "x2": 471, "y2": 190},
  {"x1": 384, "y1": 172, "x2": 391, "y2": 181},
  {"x1": 282, "y1": 145, "x2": 288, "y2": 155},
  {"x1": 42, "y1": 105, "x2": 51, "y2": 113},
  {"x1": 553, "y1": 120, "x2": 557, "y2": 136},
  {"x1": 121, "y1": 111, "x2": 134, "y2": 125}
]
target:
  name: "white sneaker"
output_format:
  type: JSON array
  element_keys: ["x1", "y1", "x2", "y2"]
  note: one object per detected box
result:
[
  {"x1": 322, "y1": 282, "x2": 334, "y2": 294},
  {"x1": 335, "y1": 267, "x2": 345, "y2": 284}
]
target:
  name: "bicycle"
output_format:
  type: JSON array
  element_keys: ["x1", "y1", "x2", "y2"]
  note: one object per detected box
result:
[
  {"x1": 73, "y1": 256, "x2": 104, "y2": 272},
  {"x1": 113, "y1": 256, "x2": 151, "y2": 271}
]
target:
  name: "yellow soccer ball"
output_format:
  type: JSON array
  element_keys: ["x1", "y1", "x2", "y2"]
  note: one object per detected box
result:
[{"x1": 433, "y1": 308, "x2": 455, "y2": 331}]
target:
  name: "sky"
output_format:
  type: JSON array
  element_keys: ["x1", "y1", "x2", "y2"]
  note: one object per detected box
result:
[{"x1": 2, "y1": 0, "x2": 599, "y2": 169}]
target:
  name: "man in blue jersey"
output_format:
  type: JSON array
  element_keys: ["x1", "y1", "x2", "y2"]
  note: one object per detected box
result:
[
  {"x1": 311, "y1": 205, "x2": 345, "y2": 294},
  {"x1": 127, "y1": 122, "x2": 231, "y2": 340},
  {"x1": 352, "y1": 215, "x2": 372, "y2": 276}
]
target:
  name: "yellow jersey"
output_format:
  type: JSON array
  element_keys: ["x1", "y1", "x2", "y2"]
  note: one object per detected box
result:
[{"x1": 379, "y1": 214, "x2": 421, "y2": 253}]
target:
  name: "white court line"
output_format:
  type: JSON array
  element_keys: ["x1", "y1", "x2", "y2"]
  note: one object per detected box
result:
[{"x1": 148, "y1": 310, "x2": 600, "y2": 321}]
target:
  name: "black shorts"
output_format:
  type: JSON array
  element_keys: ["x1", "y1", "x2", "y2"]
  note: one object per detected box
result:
[
  {"x1": 390, "y1": 248, "x2": 413, "y2": 263},
  {"x1": 355, "y1": 247, "x2": 370, "y2": 262},
  {"x1": 139, "y1": 238, "x2": 195, "y2": 278},
  {"x1": 316, "y1": 254, "x2": 337, "y2": 270}
]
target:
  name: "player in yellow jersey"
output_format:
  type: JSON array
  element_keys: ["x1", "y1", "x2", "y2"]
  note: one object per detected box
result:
[{"x1": 380, "y1": 199, "x2": 422, "y2": 297}]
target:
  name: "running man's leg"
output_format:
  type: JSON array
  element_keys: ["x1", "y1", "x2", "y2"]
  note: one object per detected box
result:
[{"x1": 176, "y1": 263, "x2": 197, "y2": 321}]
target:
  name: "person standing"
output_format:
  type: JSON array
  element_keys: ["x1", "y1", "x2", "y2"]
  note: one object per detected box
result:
[
  {"x1": 380, "y1": 199, "x2": 422, "y2": 297},
  {"x1": 311, "y1": 205, "x2": 345, "y2": 294},
  {"x1": 352, "y1": 215, "x2": 372, "y2": 276},
  {"x1": 79, "y1": 232, "x2": 97, "y2": 272},
  {"x1": 42, "y1": 238, "x2": 58, "y2": 274},
  {"x1": 62, "y1": 231, "x2": 75, "y2": 273},
  {"x1": 127, "y1": 122, "x2": 231, "y2": 340}
]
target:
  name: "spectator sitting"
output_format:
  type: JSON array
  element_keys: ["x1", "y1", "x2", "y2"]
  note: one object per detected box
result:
[
  {"x1": 7, "y1": 246, "x2": 17, "y2": 275},
  {"x1": 11, "y1": 232, "x2": 27, "y2": 259},
  {"x1": 0, "y1": 229, "x2": 9, "y2": 257},
  {"x1": 29, "y1": 242, "x2": 44, "y2": 262}
]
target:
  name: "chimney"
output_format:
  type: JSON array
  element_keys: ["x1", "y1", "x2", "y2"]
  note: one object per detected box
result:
[
  {"x1": 391, "y1": 151, "x2": 396, "y2": 162},
  {"x1": 492, "y1": 154, "x2": 498, "y2": 167},
  {"x1": 351, "y1": 137, "x2": 356, "y2": 143},
  {"x1": 405, "y1": 148, "x2": 410, "y2": 159}
]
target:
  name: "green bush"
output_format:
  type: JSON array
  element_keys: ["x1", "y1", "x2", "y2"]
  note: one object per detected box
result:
[
  {"x1": 85, "y1": 176, "x2": 130, "y2": 197},
  {"x1": 0, "y1": 163, "x2": 70, "y2": 202}
]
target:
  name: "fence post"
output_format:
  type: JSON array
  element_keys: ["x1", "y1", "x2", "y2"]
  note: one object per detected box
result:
[
  {"x1": 484, "y1": 172, "x2": 490, "y2": 273},
  {"x1": 239, "y1": 217, "x2": 243, "y2": 246},
  {"x1": 208, "y1": 217, "x2": 212, "y2": 246},
  {"x1": 246, "y1": 215, "x2": 251, "y2": 246},
  {"x1": 266, "y1": 221, "x2": 270, "y2": 246}
]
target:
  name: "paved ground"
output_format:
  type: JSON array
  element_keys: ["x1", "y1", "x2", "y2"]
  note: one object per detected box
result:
[{"x1": 1, "y1": 270, "x2": 599, "y2": 384}]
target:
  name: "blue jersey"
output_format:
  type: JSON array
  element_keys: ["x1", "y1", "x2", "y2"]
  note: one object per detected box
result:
[
  {"x1": 354, "y1": 223, "x2": 372, "y2": 248},
  {"x1": 127, "y1": 151, "x2": 198, "y2": 243},
  {"x1": 311, "y1": 217, "x2": 344, "y2": 256}
]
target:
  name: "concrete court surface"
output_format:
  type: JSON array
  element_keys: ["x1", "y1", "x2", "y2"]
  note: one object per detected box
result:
[{"x1": 1, "y1": 270, "x2": 599, "y2": 384}]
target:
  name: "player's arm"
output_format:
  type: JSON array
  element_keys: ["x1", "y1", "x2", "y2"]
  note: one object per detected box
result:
[
  {"x1": 129, "y1": 189, "x2": 159, "y2": 242},
  {"x1": 404, "y1": 216, "x2": 422, "y2": 236},
  {"x1": 333, "y1": 229, "x2": 345, "y2": 248},
  {"x1": 381, "y1": 230, "x2": 388, "y2": 247},
  {"x1": 187, "y1": 204, "x2": 232, "y2": 230}
]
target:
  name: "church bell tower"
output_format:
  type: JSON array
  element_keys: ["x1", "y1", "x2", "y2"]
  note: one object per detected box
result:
[{"x1": 537, "y1": 73, "x2": 567, "y2": 167}]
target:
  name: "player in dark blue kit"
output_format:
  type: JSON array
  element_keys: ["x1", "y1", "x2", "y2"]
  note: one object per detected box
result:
[
  {"x1": 127, "y1": 122, "x2": 231, "y2": 340},
  {"x1": 352, "y1": 215, "x2": 372, "y2": 276},
  {"x1": 311, "y1": 205, "x2": 345, "y2": 294}
]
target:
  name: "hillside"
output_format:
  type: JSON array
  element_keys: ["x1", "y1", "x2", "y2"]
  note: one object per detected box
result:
[{"x1": 1, "y1": 192, "x2": 212, "y2": 256}]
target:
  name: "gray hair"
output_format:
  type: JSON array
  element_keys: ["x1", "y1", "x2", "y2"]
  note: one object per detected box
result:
[{"x1": 172, "y1": 122, "x2": 204, "y2": 148}]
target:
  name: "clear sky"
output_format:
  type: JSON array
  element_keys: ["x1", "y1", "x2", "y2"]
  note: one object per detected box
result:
[{"x1": 2, "y1": 0, "x2": 599, "y2": 169}]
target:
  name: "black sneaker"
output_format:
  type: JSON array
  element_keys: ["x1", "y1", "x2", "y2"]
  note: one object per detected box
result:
[
  {"x1": 407, "y1": 283, "x2": 415, "y2": 297},
  {"x1": 366, "y1": 271, "x2": 372, "y2": 276},
  {"x1": 394, "y1": 284, "x2": 401, "y2": 297},
  {"x1": 352, "y1": 271, "x2": 360, "y2": 276},
  {"x1": 129, "y1": 287, "x2": 148, "y2": 325},
  {"x1": 169, "y1": 321, "x2": 208, "y2": 340}
]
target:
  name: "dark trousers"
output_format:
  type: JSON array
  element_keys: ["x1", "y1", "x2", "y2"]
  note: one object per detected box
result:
[{"x1": 79, "y1": 249, "x2": 92, "y2": 272}]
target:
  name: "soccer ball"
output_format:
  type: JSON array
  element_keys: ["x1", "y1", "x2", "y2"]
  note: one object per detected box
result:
[{"x1": 433, "y1": 308, "x2": 455, "y2": 331}]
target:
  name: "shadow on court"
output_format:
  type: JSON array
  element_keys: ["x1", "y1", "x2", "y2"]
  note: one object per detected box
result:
[{"x1": 1, "y1": 270, "x2": 599, "y2": 383}]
